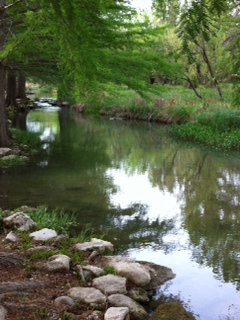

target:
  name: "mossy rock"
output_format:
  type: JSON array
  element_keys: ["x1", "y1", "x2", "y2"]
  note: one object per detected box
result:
[{"x1": 149, "y1": 302, "x2": 196, "y2": 320}]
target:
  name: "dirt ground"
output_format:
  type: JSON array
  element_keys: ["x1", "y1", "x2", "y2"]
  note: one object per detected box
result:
[{"x1": 0, "y1": 234, "x2": 102, "y2": 320}]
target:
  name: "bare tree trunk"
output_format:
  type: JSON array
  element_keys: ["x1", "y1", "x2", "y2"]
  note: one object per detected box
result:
[
  {"x1": 186, "y1": 76, "x2": 203, "y2": 99},
  {"x1": 5, "y1": 69, "x2": 18, "y2": 108},
  {"x1": 17, "y1": 73, "x2": 27, "y2": 102},
  {"x1": 202, "y1": 43, "x2": 224, "y2": 101},
  {"x1": 0, "y1": 0, "x2": 10, "y2": 147}
]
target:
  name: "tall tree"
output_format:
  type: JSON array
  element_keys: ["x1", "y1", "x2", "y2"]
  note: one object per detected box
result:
[
  {"x1": 0, "y1": 0, "x2": 183, "y2": 147},
  {"x1": 5, "y1": 69, "x2": 17, "y2": 108},
  {"x1": 0, "y1": 0, "x2": 10, "y2": 147},
  {"x1": 17, "y1": 73, "x2": 27, "y2": 101}
]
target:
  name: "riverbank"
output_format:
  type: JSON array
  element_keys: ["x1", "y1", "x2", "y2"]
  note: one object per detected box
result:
[
  {"x1": 74, "y1": 85, "x2": 240, "y2": 152},
  {"x1": 0, "y1": 206, "x2": 196, "y2": 320}
]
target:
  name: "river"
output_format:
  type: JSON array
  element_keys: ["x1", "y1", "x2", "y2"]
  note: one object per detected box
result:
[{"x1": 1, "y1": 105, "x2": 240, "y2": 319}]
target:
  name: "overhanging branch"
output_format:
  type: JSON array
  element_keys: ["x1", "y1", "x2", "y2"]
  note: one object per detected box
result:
[{"x1": 0, "y1": 0, "x2": 21, "y2": 12}]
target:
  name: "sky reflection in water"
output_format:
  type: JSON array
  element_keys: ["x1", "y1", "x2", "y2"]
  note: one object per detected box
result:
[{"x1": 107, "y1": 168, "x2": 240, "y2": 320}]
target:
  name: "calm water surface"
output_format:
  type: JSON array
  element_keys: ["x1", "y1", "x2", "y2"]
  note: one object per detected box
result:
[{"x1": 1, "y1": 106, "x2": 240, "y2": 319}]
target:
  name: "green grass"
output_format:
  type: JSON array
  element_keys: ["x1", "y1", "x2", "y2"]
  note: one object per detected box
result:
[
  {"x1": 81, "y1": 84, "x2": 232, "y2": 121},
  {"x1": 79, "y1": 84, "x2": 239, "y2": 150},
  {"x1": 197, "y1": 110, "x2": 240, "y2": 132},
  {"x1": 0, "y1": 155, "x2": 27, "y2": 168},
  {"x1": 10, "y1": 128, "x2": 41, "y2": 148},
  {"x1": 0, "y1": 129, "x2": 42, "y2": 169},
  {"x1": 26, "y1": 205, "x2": 77, "y2": 235},
  {"x1": 103, "y1": 265, "x2": 117, "y2": 275}
]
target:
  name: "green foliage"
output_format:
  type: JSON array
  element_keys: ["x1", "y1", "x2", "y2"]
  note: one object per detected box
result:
[
  {"x1": 104, "y1": 265, "x2": 117, "y2": 275},
  {"x1": 61, "y1": 313, "x2": 75, "y2": 320},
  {"x1": 197, "y1": 110, "x2": 240, "y2": 132},
  {"x1": 177, "y1": 0, "x2": 230, "y2": 45},
  {"x1": 0, "y1": 156, "x2": 27, "y2": 168},
  {"x1": 153, "y1": 0, "x2": 180, "y2": 25},
  {"x1": 168, "y1": 105, "x2": 197, "y2": 123},
  {"x1": 34, "y1": 307, "x2": 48, "y2": 319},
  {"x1": 2, "y1": 0, "x2": 183, "y2": 104},
  {"x1": 28, "y1": 248, "x2": 57, "y2": 261},
  {"x1": 27, "y1": 206, "x2": 77, "y2": 234},
  {"x1": 10, "y1": 128, "x2": 41, "y2": 149},
  {"x1": 171, "y1": 123, "x2": 240, "y2": 151},
  {"x1": 75, "y1": 224, "x2": 97, "y2": 243},
  {"x1": 19, "y1": 232, "x2": 33, "y2": 250}
]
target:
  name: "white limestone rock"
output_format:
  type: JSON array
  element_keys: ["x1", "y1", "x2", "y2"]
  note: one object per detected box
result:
[
  {"x1": 54, "y1": 296, "x2": 75, "y2": 306},
  {"x1": 92, "y1": 274, "x2": 127, "y2": 295},
  {"x1": 0, "y1": 148, "x2": 11, "y2": 157},
  {"x1": 39, "y1": 254, "x2": 70, "y2": 273},
  {"x1": 104, "y1": 307, "x2": 130, "y2": 320},
  {"x1": 68, "y1": 287, "x2": 106, "y2": 305},
  {"x1": 5, "y1": 231, "x2": 20, "y2": 243},
  {"x1": 128, "y1": 287, "x2": 149, "y2": 303},
  {"x1": 82, "y1": 265, "x2": 106, "y2": 277},
  {"x1": 76, "y1": 264, "x2": 105, "y2": 281},
  {"x1": 1, "y1": 155, "x2": 18, "y2": 161},
  {"x1": 87, "y1": 310, "x2": 103, "y2": 320},
  {"x1": 74, "y1": 238, "x2": 114, "y2": 253},
  {"x1": 3, "y1": 212, "x2": 37, "y2": 232},
  {"x1": 108, "y1": 294, "x2": 147, "y2": 320},
  {"x1": 103, "y1": 256, "x2": 151, "y2": 287},
  {"x1": 30, "y1": 228, "x2": 57, "y2": 241},
  {"x1": 0, "y1": 306, "x2": 7, "y2": 320},
  {"x1": 101, "y1": 256, "x2": 175, "y2": 289}
]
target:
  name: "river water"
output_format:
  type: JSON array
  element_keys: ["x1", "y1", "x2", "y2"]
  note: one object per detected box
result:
[{"x1": 1, "y1": 106, "x2": 240, "y2": 319}]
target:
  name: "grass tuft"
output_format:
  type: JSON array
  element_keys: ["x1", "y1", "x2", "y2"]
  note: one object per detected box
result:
[
  {"x1": 10, "y1": 128, "x2": 41, "y2": 148},
  {"x1": 27, "y1": 205, "x2": 77, "y2": 235}
]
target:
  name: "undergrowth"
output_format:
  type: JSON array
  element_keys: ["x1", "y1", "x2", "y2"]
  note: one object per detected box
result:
[
  {"x1": 23, "y1": 205, "x2": 77, "y2": 235},
  {"x1": 10, "y1": 128, "x2": 41, "y2": 149}
]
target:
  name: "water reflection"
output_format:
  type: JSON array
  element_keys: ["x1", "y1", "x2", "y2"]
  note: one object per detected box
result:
[
  {"x1": 1, "y1": 108, "x2": 240, "y2": 319},
  {"x1": 27, "y1": 109, "x2": 60, "y2": 142}
]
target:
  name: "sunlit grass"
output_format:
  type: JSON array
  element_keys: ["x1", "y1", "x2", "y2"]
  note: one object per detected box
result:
[{"x1": 10, "y1": 128, "x2": 41, "y2": 148}]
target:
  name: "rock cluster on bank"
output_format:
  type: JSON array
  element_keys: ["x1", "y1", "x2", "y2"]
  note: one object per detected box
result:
[
  {"x1": 0, "y1": 208, "x2": 195, "y2": 320},
  {"x1": 0, "y1": 147, "x2": 29, "y2": 164}
]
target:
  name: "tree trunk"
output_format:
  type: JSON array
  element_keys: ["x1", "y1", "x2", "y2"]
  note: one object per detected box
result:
[
  {"x1": 186, "y1": 76, "x2": 203, "y2": 100},
  {"x1": 201, "y1": 43, "x2": 224, "y2": 101},
  {"x1": 5, "y1": 69, "x2": 18, "y2": 108},
  {"x1": 17, "y1": 74, "x2": 27, "y2": 102},
  {"x1": 0, "y1": 0, "x2": 10, "y2": 147}
]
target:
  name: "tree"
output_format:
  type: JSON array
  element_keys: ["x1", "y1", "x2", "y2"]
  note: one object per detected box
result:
[
  {"x1": 0, "y1": 0, "x2": 10, "y2": 147},
  {"x1": 17, "y1": 73, "x2": 27, "y2": 101},
  {"x1": 152, "y1": 0, "x2": 239, "y2": 101},
  {"x1": 152, "y1": 0, "x2": 180, "y2": 25},
  {"x1": 0, "y1": 0, "x2": 183, "y2": 147},
  {"x1": 5, "y1": 69, "x2": 17, "y2": 108},
  {"x1": 177, "y1": 1, "x2": 226, "y2": 99}
]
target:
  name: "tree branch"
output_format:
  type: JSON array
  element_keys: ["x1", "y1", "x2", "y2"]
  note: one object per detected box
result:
[{"x1": 0, "y1": 0, "x2": 21, "y2": 12}]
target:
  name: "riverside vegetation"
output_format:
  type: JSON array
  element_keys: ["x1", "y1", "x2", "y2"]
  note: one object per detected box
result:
[
  {"x1": 75, "y1": 84, "x2": 240, "y2": 152},
  {"x1": 0, "y1": 205, "x2": 195, "y2": 320}
]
